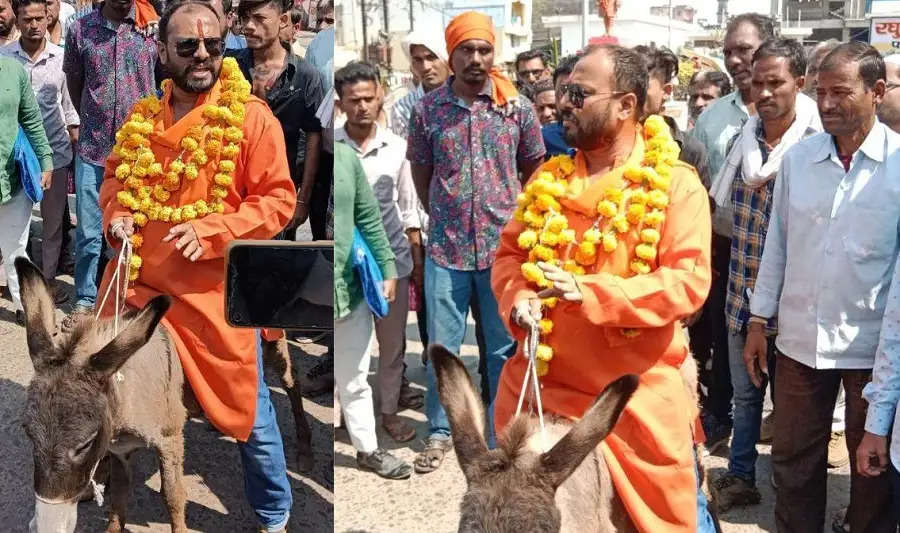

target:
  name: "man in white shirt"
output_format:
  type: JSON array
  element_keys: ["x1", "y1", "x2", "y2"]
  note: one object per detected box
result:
[
  {"x1": 3, "y1": 0, "x2": 79, "y2": 303},
  {"x1": 745, "y1": 42, "x2": 897, "y2": 532},
  {"x1": 335, "y1": 61, "x2": 422, "y2": 443}
]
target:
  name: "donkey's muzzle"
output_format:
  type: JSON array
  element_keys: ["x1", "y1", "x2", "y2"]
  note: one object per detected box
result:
[{"x1": 29, "y1": 496, "x2": 77, "y2": 533}]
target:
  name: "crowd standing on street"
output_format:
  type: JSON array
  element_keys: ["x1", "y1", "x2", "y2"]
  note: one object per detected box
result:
[{"x1": 333, "y1": 7, "x2": 900, "y2": 533}]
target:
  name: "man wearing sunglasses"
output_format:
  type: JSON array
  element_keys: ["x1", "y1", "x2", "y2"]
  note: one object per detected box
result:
[
  {"x1": 878, "y1": 54, "x2": 900, "y2": 133},
  {"x1": 492, "y1": 44, "x2": 711, "y2": 532},
  {"x1": 98, "y1": 1, "x2": 297, "y2": 530},
  {"x1": 62, "y1": 0, "x2": 157, "y2": 329},
  {"x1": 515, "y1": 48, "x2": 550, "y2": 87}
]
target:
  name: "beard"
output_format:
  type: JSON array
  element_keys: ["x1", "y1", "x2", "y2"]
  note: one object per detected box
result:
[
  {"x1": 169, "y1": 60, "x2": 222, "y2": 94},
  {"x1": 561, "y1": 103, "x2": 615, "y2": 151},
  {"x1": 0, "y1": 19, "x2": 12, "y2": 37}
]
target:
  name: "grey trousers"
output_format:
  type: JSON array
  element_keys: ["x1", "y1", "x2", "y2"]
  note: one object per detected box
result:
[
  {"x1": 40, "y1": 167, "x2": 69, "y2": 280},
  {"x1": 375, "y1": 276, "x2": 410, "y2": 415}
]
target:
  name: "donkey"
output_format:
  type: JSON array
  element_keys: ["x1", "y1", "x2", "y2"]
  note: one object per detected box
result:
[
  {"x1": 17, "y1": 257, "x2": 187, "y2": 532},
  {"x1": 15, "y1": 257, "x2": 314, "y2": 532},
  {"x1": 429, "y1": 344, "x2": 640, "y2": 533}
]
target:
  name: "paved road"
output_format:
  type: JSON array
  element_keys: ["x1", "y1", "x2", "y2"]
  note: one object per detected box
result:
[
  {"x1": 334, "y1": 312, "x2": 852, "y2": 533},
  {"x1": 0, "y1": 217, "x2": 334, "y2": 532}
]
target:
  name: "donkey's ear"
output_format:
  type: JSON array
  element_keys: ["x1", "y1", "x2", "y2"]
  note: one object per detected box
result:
[
  {"x1": 538, "y1": 374, "x2": 638, "y2": 489},
  {"x1": 14, "y1": 257, "x2": 61, "y2": 369},
  {"x1": 429, "y1": 344, "x2": 488, "y2": 480},
  {"x1": 89, "y1": 296, "x2": 171, "y2": 377}
]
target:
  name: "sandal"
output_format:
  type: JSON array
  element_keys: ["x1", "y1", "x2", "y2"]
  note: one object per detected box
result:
[
  {"x1": 381, "y1": 415, "x2": 416, "y2": 443},
  {"x1": 414, "y1": 436, "x2": 453, "y2": 474},
  {"x1": 399, "y1": 385, "x2": 424, "y2": 410}
]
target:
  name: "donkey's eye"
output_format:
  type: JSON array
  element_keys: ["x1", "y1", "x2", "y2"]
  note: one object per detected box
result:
[{"x1": 70, "y1": 431, "x2": 98, "y2": 460}]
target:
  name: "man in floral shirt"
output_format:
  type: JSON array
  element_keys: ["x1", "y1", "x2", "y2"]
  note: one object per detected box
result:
[
  {"x1": 63, "y1": 0, "x2": 156, "y2": 325},
  {"x1": 407, "y1": 10, "x2": 545, "y2": 473}
]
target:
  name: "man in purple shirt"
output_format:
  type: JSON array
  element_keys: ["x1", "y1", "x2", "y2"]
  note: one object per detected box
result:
[
  {"x1": 407, "y1": 11, "x2": 545, "y2": 473},
  {"x1": 62, "y1": 0, "x2": 156, "y2": 325}
]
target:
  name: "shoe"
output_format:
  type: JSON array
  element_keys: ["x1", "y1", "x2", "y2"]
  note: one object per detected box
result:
[
  {"x1": 302, "y1": 354, "x2": 334, "y2": 397},
  {"x1": 398, "y1": 383, "x2": 424, "y2": 410},
  {"x1": 15, "y1": 310, "x2": 24, "y2": 326},
  {"x1": 357, "y1": 448, "x2": 412, "y2": 480},
  {"x1": 828, "y1": 431, "x2": 850, "y2": 468},
  {"x1": 50, "y1": 282, "x2": 69, "y2": 305},
  {"x1": 759, "y1": 412, "x2": 774, "y2": 444},
  {"x1": 710, "y1": 473, "x2": 761, "y2": 512},
  {"x1": 701, "y1": 413, "x2": 732, "y2": 456}
]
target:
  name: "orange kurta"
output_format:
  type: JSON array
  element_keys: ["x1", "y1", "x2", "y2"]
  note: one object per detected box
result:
[
  {"x1": 97, "y1": 80, "x2": 296, "y2": 441},
  {"x1": 492, "y1": 131, "x2": 711, "y2": 532}
]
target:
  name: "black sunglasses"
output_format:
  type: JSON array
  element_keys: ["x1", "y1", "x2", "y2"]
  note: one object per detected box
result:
[
  {"x1": 561, "y1": 83, "x2": 626, "y2": 109},
  {"x1": 174, "y1": 37, "x2": 225, "y2": 58}
]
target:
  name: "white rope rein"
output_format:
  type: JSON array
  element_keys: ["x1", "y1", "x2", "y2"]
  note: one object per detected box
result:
[
  {"x1": 95, "y1": 225, "x2": 133, "y2": 337},
  {"x1": 514, "y1": 317, "x2": 548, "y2": 451}
]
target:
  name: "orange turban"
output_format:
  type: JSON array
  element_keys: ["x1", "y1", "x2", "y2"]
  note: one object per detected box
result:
[
  {"x1": 135, "y1": 0, "x2": 160, "y2": 29},
  {"x1": 444, "y1": 11, "x2": 518, "y2": 108}
]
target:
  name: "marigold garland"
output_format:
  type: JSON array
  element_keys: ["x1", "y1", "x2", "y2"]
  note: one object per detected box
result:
[
  {"x1": 514, "y1": 115, "x2": 681, "y2": 376},
  {"x1": 111, "y1": 57, "x2": 250, "y2": 281}
]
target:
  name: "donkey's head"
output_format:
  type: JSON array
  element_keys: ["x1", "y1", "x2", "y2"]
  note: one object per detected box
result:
[
  {"x1": 429, "y1": 344, "x2": 638, "y2": 533},
  {"x1": 15, "y1": 258, "x2": 170, "y2": 506}
]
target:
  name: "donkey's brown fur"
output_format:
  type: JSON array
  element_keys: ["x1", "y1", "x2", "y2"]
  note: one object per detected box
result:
[{"x1": 429, "y1": 344, "x2": 640, "y2": 533}]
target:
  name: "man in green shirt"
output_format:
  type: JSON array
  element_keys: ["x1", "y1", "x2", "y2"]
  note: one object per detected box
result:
[
  {"x1": 334, "y1": 142, "x2": 412, "y2": 480},
  {"x1": 0, "y1": 54, "x2": 53, "y2": 325}
]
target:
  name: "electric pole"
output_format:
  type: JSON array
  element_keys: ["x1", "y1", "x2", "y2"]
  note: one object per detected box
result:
[{"x1": 361, "y1": 0, "x2": 368, "y2": 61}]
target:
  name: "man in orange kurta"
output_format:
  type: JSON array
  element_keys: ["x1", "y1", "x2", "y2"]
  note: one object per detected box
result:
[
  {"x1": 96, "y1": 4, "x2": 296, "y2": 531},
  {"x1": 492, "y1": 45, "x2": 711, "y2": 532}
]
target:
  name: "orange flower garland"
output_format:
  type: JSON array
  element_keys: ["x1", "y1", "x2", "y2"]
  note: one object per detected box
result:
[
  {"x1": 513, "y1": 115, "x2": 681, "y2": 376},
  {"x1": 111, "y1": 57, "x2": 251, "y2": 281}
]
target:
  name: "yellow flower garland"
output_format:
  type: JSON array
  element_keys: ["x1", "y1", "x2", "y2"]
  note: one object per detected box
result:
[
  {"x1": 513, "y1": 115, "x2": 681, "y2": 376},
  {"x1": 111, "y1": 57, "x2": 252, "y2": 281}
]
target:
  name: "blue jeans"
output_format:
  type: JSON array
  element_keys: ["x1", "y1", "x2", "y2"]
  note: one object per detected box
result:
[
  {"x1": 695, "y1": 447, "x2": 717, "y2": 533},
  {"x1": 238, "y1": 337, "x2": 293, "y2": 530},
  {"x1": 424, "y1": 257, "x2": 515, "y2": 445},
  {"x1": 73, "y1": 155, "x2": 105, "y2": 308},
  {"x1": 726, "y1": 332, "x2": 776, "y2": 482}
]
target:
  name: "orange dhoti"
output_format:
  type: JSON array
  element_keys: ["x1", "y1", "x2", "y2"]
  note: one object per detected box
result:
[
  {"x1": 492, "y1": 133, "x2": 711, "y2": 532},
  {"x1": 97, "y1": 80, "x2": 296, "y2": 441}
]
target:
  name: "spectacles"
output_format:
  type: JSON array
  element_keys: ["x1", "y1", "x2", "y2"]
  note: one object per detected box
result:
[
  {"x1": 560, "y1": 83, "x2": 626, "y2": 109},
  {"x1": 518, "y1": 68, "x2": 545, "y2": 79},
  {"x1": 888, "y1": 83, "x2": 900, "y2": 92},
  {"x1": 174, "y1": 37, "x2": 225, "y2": 58}
]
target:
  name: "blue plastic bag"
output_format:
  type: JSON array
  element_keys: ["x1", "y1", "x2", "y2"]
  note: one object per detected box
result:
[
  {"x1": 13, "y1": 126, "x2": 43, "y2": 203},
  {"x1": 351, "y1": 227, "x2": 389, "y2": 319}
]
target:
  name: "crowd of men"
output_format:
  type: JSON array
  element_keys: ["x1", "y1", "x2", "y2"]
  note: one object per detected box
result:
[
  {"x1": 334, "y1": 8, "x2": 900, "y2": 533},
  {"x1": 1, "y1": 0, "x2": 333, "y2": 529}
]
